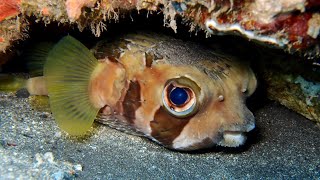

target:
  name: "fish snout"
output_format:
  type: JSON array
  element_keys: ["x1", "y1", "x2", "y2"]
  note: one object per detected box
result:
[
  {"x1": 217, "y1": 108, "x2": 255, "y2": 147},
  {"x1": 242, "y1": 107, "x2": 255, "y2": 132}
]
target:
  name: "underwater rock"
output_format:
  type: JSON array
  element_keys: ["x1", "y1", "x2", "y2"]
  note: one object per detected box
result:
[
  {"x1": 0, "y1": 0, "x2": 21, "y2": 49},
  {"x1": 0, "y1": 150, "x2": 82, "y2": 179},
  {"x1": 0, "y1": 0, "x2": 319, "y2": 60},
  {"x1": 265, "y1": 73, "x2": 320, "y2": 123},
  {"x1": 261, "y1": 53, "x2": 320, "y2": 123}
]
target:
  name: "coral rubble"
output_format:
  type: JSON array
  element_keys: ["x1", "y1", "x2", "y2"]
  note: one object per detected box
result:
[{"x1": 0, "y1": 0, "x2": 319, "y2": 59}]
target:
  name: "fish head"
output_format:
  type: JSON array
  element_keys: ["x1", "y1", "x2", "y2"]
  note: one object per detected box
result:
[{"x1": 132, "y1": 58, "x2": 257, "y2": 151}]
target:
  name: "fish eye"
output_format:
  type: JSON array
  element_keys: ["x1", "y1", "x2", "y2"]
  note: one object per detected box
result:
[
  {"x1": 169, "y1": 87, "x2": 189, "y2": 106},
  {"x1": 162, "y1": 77, "x2": 200, "y2": 118}
]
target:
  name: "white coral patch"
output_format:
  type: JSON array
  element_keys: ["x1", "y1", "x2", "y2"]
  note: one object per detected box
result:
[
  {"x1": 65, "y1": 0, "x2": 97, "y2": 22},
  {"x1": 205, "y1": 19, "x2": 282, "y2": 45},
  {"x1": 307, "y1": 13, "x2": 320, "y2": 39},
  {"x1": 249, "y1": 0, "x2": 306, "y2": 24}
]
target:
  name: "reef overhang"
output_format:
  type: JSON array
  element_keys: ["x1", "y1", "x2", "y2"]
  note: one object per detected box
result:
[{"x1": 0, "y1": 0, "x2": 319, "y2": 61}]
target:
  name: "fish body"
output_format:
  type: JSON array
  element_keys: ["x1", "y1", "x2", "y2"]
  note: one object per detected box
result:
[{"x1": 29, "y1": 33, "x2": 257, "y2": 151}]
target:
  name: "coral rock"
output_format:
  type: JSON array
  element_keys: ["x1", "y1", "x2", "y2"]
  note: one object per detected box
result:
[{"x1": 0, "y1": 0, "x2": 319, "y2": 59}]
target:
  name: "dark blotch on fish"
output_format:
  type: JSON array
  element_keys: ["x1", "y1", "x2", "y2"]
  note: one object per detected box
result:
[
  {"x1": 151, "y1": 107, "x2": 191, "y2": 146},
  {"x1": 122, "y1": 81, "x2": 142, "y2": 123},
  {"x1": 145, "y1": 52, "x2": 154, "y2": 68}
]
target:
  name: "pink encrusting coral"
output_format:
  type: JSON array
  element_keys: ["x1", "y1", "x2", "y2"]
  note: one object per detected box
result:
[
  {"x1": 0, "y1": 0, "x2": 319, "y2": 58},
  {"x1": 65, "y1": 0, "x2": 97, "y2": 21},
  {"x1": 0, "y1": 0, "x2": 21, "y2": 22},
  {"x1": 202, "y1": 0, "x2": 319, "y2": 55},
  {"x1": 0, "y1": 0, "x2": 21, "y2": 54}
]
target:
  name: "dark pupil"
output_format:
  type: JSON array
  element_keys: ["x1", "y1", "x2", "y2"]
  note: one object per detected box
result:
[{"x1": 169, "y1": 87, "x2": 188, "y2": 106}]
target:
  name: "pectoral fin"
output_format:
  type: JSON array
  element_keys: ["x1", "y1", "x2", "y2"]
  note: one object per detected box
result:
[{"x1": 44, "y1": 36, "x2": 100, "y2": 136}]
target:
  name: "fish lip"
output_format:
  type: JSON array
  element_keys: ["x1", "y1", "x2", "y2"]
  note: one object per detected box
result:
[
  {"x1": 217, "y1": 131, "x2": 247, "y2": 147},
  {"x1": 223, "y1": 130, "x2": 245, "y2": 134},
  {"x1": 222, "y1": 123, "x2": 255, "y2": 134},
  {"x1": 217, "y1": 123, "x2": 255, "y2": 147},
  {"x1": 224, "y1": 120, "x2": 256, "y2": 133}
]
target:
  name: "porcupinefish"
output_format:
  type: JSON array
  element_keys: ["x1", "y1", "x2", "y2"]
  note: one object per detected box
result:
[{"x1": 26, "y1": 33, "x2": 257, "y2": 151}]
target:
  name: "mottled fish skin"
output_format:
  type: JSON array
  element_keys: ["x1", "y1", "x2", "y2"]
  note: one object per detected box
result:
[{"x1": 90, "y1": 33, "x2": 257, "y2": 151}]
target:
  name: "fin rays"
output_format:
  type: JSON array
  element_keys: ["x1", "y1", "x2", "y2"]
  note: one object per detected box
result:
[{"x1": 44, "y1": 36, "x2": 100, "y2": 135}]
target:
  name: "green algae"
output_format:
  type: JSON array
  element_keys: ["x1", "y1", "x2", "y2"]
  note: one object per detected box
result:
[
  {"x1": 294, "y1": 76, "x2": 320, "y2": 106},
  {"x1": 265, "y1": 71, "x2": 320, "y2": 123},
  {"x1": 0, "y1": 75, "x2": 26, "y2": 92},
  {"x1": 28, "y1": 95, "x2": 50, "y2": 112}
]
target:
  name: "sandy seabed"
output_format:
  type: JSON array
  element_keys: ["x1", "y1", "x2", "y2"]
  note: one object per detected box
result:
[{"x1": 0, "y1": 91, "x2": 320, "y2": 179}]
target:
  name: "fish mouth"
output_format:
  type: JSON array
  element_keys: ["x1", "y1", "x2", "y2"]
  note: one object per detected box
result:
[
  {"x1": 217, "y1": 131, "x2": 247, "y2": 147},
  {"x1": 217, "y1": 123, "x2": 255, "y2": 147}
]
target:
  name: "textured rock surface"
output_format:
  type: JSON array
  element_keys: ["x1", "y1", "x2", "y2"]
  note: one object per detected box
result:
[
  {"x1": 259, "y1": 52, "x2": 320, "y2": 123},
  {"x1": 265, "y1": 72, "x2": 320, "y2": 123},
  {"x1": 0, "y1": 0, "x2": 319, "y2": 60},
  {"x1": 0, "y1": 91, "x2": 320, "y2": 179}
]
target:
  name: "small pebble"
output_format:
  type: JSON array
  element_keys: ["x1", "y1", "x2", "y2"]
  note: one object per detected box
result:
[
  {"x1": 44, "y1": 152, "x2": 54, "y2": 163},
  {"x1": 15, "y1": 88, "x2": 30, "y2": 98},
  {"x1": 74, "y1": 164, "x2": 83, "y2": 171},
  {"x1": 39, "y1": 113, "x2": 48, "y2": 118}
]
